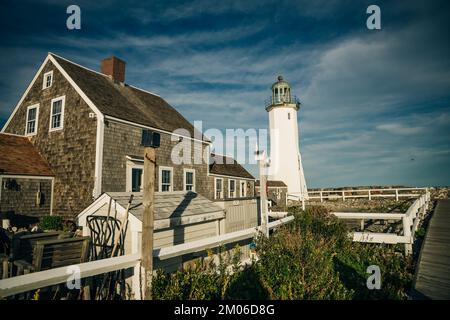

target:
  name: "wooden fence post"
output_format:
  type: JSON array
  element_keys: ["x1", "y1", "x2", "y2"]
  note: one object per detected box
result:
[
  {"x1": 142, "y1": 147, "x2": 156, "y2": 300},
  {"x1": 395, "y1": 189, "x2": 399, "y2": 201}
]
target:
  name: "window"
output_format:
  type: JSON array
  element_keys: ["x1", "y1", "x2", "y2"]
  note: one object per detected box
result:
[
  {"x1": 25, "y1": 104, "x2": 39, "y2": 135},
  {"x1": 131, "y1": 168, "x2": 143, "y2": 192},
  {"x1": 228, "y1": 179, "x2": 236, "y2": 198},
  {"x1": 214, "y1": 178, "x2": 223, "y2": 199},
  {"x1": 49, "y1": 96, "x2": 65, "y2": 131},
  {"x1": 240, "y1": 181, "x2": 247, "y2": 197},
  {"x1": 159, "y1": 167, "x2": 173, "y2": 192},
  {"x1": 43, "y1": 71, "x2": 53, "y2": 89},
  {"x1": 184, "y1": 169, "x2": 195, "y2": 192}
]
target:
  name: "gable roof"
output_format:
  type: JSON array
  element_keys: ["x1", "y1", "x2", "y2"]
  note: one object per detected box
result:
[
  {"x1": 255, "y1": 180, "x2": 287, "y2": 187},
  {"x1": 209, "y1": 154, "x2": 255, "y2": 179},
  {"x1": 50, "y1": 54, "x2": 205, "y2": 140},
  {"x1": 0, "y1": 133, "x2": 54, "y2": 177}
]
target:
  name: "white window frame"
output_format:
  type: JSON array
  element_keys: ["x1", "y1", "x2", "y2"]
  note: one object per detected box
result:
[
  {"x1": 126, "y1": 161, "x2": 144, "y2": 192},
  {"x1": 214, "y1": 177, "x2": 223, "y2": 199},
  {"x1": 159, "y1": 166, "x2": 173, "y2": 192},
  {"x1": 49, "y1": 95, "x2": 65, "y2": 132},
  {"x1": 42, "y1": 70, "x2": 53, "y2": 89},
  {"x1": 240, "y1": 180, "x2": 247, "y2": 198},
  {"x1": 25, "y1": 104, "x2": 39, "y2": 136},
  {"x1": 228, "y1": 179, "x2": 236, "y2": 198},
  {"x1": 183, "y1": 168, "x2": 196, "y2": 192}
]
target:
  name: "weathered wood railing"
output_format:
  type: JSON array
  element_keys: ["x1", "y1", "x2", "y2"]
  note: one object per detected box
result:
[
  {"x1": 306, "y1": 187, "x2": 427, "y2": 202},
  {"x1": 0, "y1": 216, "x2": 294, "y2": 299},
  {"x1": 331, "y1": 190, "x2": 430, "y2": 255}
]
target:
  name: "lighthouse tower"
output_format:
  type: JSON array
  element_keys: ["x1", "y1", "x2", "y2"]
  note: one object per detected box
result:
[{"x1": 266, "y1": 75, "x2": 308, "y2": 200}]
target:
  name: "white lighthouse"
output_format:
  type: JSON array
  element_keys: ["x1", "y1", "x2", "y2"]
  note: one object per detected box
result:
[{"x1": 266, "y1": 75, "x2": 308, "y2": 200}]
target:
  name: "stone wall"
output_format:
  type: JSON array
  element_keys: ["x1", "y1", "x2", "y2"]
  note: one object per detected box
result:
[
  {"x1": 3, "y1": 60, "x2": 97, "y2": 218},
  {"x1": 0, "y1": 177, "x2": 52, "y2": 223}
]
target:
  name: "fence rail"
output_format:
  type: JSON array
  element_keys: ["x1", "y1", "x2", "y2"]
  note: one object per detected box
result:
[
  {"x1": 0, "y1": 216, "x2": 294, "y2": 299},
  {"x1": 288, "y1": 187, "x2": 427, "y2": 203},
  {"x1": 331, "y1": 190, "x2": 430, "y2": 254}
]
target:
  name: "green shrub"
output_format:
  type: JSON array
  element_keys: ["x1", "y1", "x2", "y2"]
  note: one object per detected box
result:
[
  {"x1": 152, "y1": 206, "x2": 413, "y2": 300},
  {"x1": 40, "y1": 216, "x2": 64, "y2": 231}
]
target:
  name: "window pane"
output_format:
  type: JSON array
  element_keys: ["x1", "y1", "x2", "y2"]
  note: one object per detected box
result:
[
  {"x1": 230, "y1": 180, "x2": 235, "y2": 191},
  {"x1": 131, "y1": 168, "x2": 142, "y2": 192},
  {"x1": 216, "y1": 179, "x2": 222, "y2": 191},
  {"x1": 28, "y1": 108, "x2": 36, "y2": 121},
  {"x1": 186, "y1": 172, "x2": 193, "y2": 185},
  {"x1": 52, "y1": 100, "x2": 62, "y2": 114},
  {"x1": 162, "y1": 170, "x2": 171, "y2": 183}
]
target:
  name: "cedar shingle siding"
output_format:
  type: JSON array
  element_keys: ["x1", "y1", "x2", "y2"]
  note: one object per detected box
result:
[
  {"x1": 0, "y1": 178, "x2": 52, "y2": 220},
  {"x1": 3, "y1": 60, "x2": 97, "y2": 217},
  {"x1": 102, "y1": 120, "x2": 210, "y2": 194}
]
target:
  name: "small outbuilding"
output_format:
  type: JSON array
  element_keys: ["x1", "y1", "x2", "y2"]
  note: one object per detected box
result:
[{"x1": 0, "y1": 133, "x2": 54, "y2": 228}]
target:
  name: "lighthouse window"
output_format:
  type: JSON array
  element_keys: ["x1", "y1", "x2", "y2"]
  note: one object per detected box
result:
[{"x1": 288, "y1": 113, "x2": 291, "y2": 120}]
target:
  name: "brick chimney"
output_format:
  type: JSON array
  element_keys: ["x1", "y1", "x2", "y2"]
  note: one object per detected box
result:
[{"x1": 101, "y1": 56, "x2": 126, "y2": 83}]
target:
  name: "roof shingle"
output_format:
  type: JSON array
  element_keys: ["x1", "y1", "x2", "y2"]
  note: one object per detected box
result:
[{"x1": 0, "y1": 134, "x2": 54, "y2": 176}]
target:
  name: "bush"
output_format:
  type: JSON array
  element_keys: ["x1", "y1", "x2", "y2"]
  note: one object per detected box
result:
[
  {"x1": 152, "y1": 206, "x2": 413, "y2": 300},
  {"x1": 39, "y1": 216, "x2": 64, "y2": 231}
]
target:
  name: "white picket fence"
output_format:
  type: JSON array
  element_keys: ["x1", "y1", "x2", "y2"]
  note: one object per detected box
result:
[
  {"x1": 0, "y1": 216, "x2": 293, "y2": 299},
  {"x1": 332, "y1": 190, "x2": 430, "y2": 255},
  {"x1": 306, "y1": 187, "x2": 427, "y2": 202}
]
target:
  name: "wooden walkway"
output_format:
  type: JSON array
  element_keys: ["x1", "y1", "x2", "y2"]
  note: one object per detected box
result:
[{"x1": 413, "y1": 199, "x2": 450, "y2": 299}]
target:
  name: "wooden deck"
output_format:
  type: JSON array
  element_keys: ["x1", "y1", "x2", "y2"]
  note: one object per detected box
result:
[{"x1": 413, "y1": 199, "x2": 450, "y2": 299}]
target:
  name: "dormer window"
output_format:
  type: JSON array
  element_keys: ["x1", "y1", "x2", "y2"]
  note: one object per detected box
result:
[
  {"x1": 43, "y1": 71, "x2": 53, "y2": 89},
  {"x1": 25, "y1": 104, "x2": 39, "y2": 136}
]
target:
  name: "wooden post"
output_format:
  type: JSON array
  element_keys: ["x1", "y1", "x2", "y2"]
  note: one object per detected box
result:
[
  {"x1": 258, "y1": 151, "x2": 269, "y2": 238},
  {"x1": 342, "y1": 191, "x2": 345, "y2": 201},
  {"x1": 368, "y1": 190, "x2": 371, "y2": 201},
  {"x1": 142, "y1": 147, "x2": 156, "y2": 300},
  {"x1": 395, "y1": 189, "x2": 399, "y2": 201},
  {"x1": 320, "y1": 191, "x2": 323, "y2": 203},
  {"x1": 402, "y1": 216, "x2": 412, "y2": 255}
]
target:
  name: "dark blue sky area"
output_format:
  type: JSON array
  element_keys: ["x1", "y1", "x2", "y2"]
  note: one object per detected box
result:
[{"x1": 1, "y1": 0, "x2": 449, "y2": 187}]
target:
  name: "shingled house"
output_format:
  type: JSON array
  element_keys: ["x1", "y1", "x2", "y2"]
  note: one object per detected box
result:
[
  {"x1": 0, "y1": 133, "x2": 54, "y2": 222},
  {"x1": 1, "y1": 53, "x2": 255, "y2": 219}
]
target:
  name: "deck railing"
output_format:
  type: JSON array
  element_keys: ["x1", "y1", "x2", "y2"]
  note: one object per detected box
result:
[
  {"x1": 0, "y1": 216, "x2": 294, "y2": 299},
  {"x1": 331, "y1": 190, "x2": 430, "y2": 255}
]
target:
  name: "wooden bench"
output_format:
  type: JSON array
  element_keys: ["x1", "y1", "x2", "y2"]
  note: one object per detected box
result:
[
  {"x1": 14, "y1": 236, "x2": 91, "y2": 275},
  {"x1": 11, "y1": 232, "x2": 63, "y2": 262}
]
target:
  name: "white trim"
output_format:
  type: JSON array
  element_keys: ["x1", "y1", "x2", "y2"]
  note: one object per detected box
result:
[
  {"x1": 214, "y1": 177, "x2": 223, "y2": 199},
  {"x1": 158, "y1": 166, "x2": 173, "y2": 192},
  {"x1": 42, "y1": 70, "x2": 53, "y2": 90},
  {"x1": 49, "y1": 95, "x2": 65, "y2": 132},
  {"x1": 208, "y1": 173, "x2": 254, "y2": 181},
  {"x1": 0, "y1": 174, "x2": 53, "y2": 180},
  {"x1": 228, "y1": 179, "x2": 236, "y2": 198},
  {"x1": 25, "y1": 104, "x2": 39, "y2": 136},
  {"x1": 104, "y1": 115, "x2": 210, "y2": 145},
  {"x1": 93, "y1": 114, "x2": 104, "y2": 198},
  {"x1": 2, "y1": 55, "x2": 52, "y2": 132},
  {"x1": 126, "y1": 160, "x2": 144, "y2": 192},
  {"x1": 183, "y1": 168, "x2": 196, "y2": 192}
]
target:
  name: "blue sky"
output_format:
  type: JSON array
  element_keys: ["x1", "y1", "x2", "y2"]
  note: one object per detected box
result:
[{"x1": 0, "y1": 0, "x2": 449, "y2": 187}]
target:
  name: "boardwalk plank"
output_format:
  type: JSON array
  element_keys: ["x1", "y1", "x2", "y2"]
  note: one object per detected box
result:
[{"x1": 413, "y1": 199, "x2": 450, "y2": 299}]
